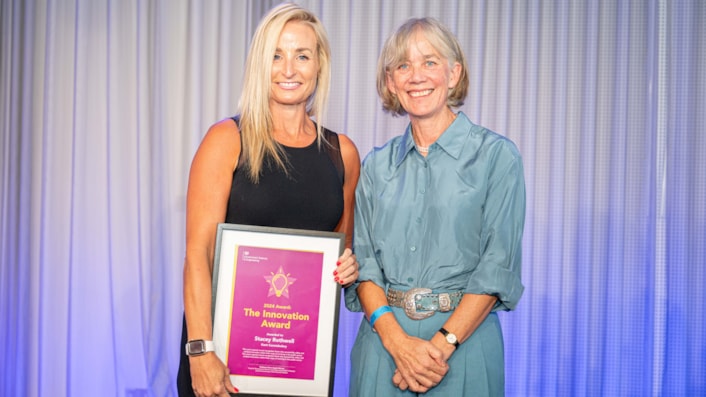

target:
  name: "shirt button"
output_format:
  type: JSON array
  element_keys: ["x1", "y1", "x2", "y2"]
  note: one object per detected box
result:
[
  {"x1": 415, "y1": 217, "x2": 422, "y2": 224},
  {"x1": 420, "y1": 188, "x2": 426, "y2": 194},
  {"x1": 410, "y1": 246, "x2": 417, "y2": 252},
  {"x1": 407, "y1": 277, "x2": 414, "y2": 283}
]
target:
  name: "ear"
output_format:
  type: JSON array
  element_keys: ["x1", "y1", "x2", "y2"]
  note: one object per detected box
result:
[
  {"x1": 448, "y1": 61, "x2": 462, "y2": 89},
  {"x1": 386, "y1": 71, "x2": 398, "y2": 95}
]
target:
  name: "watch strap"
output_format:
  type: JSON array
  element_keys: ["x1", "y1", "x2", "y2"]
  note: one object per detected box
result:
[{"x1": 438, "y1": 327, "x2": 460, "y2": 348}]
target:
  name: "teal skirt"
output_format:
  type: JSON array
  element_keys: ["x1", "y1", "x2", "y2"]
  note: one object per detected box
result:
[{"x1": 349, "y1": 308, "x2": 505, "y2": 397}]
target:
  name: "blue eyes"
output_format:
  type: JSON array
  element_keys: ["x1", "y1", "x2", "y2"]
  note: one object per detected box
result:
[
  {"x1": 397, "y1": 60, "x2": 438, "y2": 70},
  {"x1": 273, "y1": 54, "x2": 310, "y2": 61}
]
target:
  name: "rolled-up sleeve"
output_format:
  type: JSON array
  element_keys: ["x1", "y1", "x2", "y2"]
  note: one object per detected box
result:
[{"x1": 465, "y1": 143, "x2": 526, "y2": 311}]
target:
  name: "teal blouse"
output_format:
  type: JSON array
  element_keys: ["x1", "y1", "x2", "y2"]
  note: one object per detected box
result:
[{"x1": 346, "y1": 112, "x2": 525, "y2": 313}]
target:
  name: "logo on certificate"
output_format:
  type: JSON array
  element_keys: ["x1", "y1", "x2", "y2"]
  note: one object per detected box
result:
[{"x1": 264, "y1": 266, "x2": 297, "y2": 298}]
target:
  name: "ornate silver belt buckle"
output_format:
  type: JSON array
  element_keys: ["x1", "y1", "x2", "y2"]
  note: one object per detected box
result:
[
  {"x1": 438, "y1": 293, "x2": 451, "y2": 312},
  {"x1": 402, "y1": 288, "x2": 434, "y2": 320}
]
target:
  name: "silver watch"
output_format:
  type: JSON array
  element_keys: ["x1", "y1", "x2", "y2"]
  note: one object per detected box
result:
[{"x1": 185, "y1": 339, "x2": 215, "y2": 356}]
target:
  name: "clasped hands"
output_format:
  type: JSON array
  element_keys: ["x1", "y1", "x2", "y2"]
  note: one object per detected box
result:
[{"x1": 388, "y1": 335, "x2": 450, "y2": 393}]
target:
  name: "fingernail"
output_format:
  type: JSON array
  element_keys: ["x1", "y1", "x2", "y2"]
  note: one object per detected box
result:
[
  {"x1": 339, "y1": 279, "x2": 345, "y2": 284},
  {"x1": 334, "y1": 277, "x2": 339, "y2": 282},
  {"x1": 333, "y1": 270, "x2": 338, "y2": 276},
  {"x1": 336, "y1": 261, "x2": 341, "y2": 266}
]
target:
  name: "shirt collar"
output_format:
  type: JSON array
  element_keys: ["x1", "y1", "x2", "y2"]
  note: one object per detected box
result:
[{"x1": 394, "y1": 111, "x2": 473, "y2": 167}]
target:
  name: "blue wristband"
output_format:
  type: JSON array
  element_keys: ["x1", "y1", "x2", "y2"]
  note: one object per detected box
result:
[{"x1": 369, "y1": 305, "x2": 393, "y2": 329}]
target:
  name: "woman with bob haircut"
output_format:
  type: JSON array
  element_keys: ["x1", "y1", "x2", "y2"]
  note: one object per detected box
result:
[
  {"x1": 346, "y1": 17, "x2": 525, "y2": 396},
  {"x1": 177, "y1": 3, "x2": 361, "y2": 396}
]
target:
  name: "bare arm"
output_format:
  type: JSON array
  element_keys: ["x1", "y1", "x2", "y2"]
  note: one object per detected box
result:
[
  {"x1": 183, "y1": 119, "x2": 240, "y2": 396},
  {"x1": 335, "y1": 134, "x2": 360, "y2": 249},
  {"x1": 332, "y1": 134, "x2": 361, "y2": 285},
  {"x1": 430, "y1": 294, "x2": 496, "y2": 358}
]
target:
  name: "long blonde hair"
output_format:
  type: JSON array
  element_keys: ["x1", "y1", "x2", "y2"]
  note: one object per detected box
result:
[{"x1": 238, "y1": 3, "x2": 332, "y2": 182}]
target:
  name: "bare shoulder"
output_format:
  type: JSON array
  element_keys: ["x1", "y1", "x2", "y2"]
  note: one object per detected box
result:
[
  {"x1": 202, "y1": 118, "x2": 240, "y2": 146},
  {"x1": 337, "y1": 133, "x2": 361, "y2": 166},
  {"x1": 194, "y1": 118, "x2": 241, "y2": 166},
  {"x1": 336, "y1": 133, "x2": 361, "y2": 189}
]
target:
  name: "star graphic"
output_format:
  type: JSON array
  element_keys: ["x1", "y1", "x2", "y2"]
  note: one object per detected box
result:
[{"x1": 264, "y1": 266, "x2": 296, "y2": 298}]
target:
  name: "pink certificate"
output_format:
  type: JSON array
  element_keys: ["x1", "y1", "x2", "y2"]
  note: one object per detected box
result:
[
  {"x1": 228, "y1": 245, "x2": 322, "y2": 379},
  {"x1": 211, "y1": 224, "x2": 344, "y2": 397}
]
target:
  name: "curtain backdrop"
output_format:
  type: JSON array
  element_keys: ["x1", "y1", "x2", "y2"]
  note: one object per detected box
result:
[{"x1": 1, "y1": 1, "x2": 704, "y2": 396}]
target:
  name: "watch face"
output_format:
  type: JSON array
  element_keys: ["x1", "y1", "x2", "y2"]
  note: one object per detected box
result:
[
  {"x1": 446, "y1": 333, "x2": 458, "y2": 344},
  {"x1": 188, "y1": 340, "x2": 205, "y2": 354}
]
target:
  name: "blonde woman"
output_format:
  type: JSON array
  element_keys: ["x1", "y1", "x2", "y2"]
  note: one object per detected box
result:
[{"x1": 177, "y1": 3, "x2": 360, "y2": 396}]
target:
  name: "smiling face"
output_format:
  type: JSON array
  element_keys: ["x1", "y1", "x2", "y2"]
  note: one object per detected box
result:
[
  {"x1": 270, "y1": 21, "x2": 320, "y2": 109},
  {"x1": 386, "y1": 31, "x2": 461, "y2": 121}
]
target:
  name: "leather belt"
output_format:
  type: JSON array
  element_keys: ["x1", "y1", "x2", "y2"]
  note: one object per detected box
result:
[{"x1": 386, "y1": 287, "x2": 464, "y2": 320}]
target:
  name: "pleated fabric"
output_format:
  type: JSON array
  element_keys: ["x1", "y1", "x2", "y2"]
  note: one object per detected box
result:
[{"x1": 350, "y1": 310, "x2": 504, "y2": 397}]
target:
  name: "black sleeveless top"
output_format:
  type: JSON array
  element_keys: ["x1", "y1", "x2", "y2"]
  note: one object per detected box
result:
[{"x1": 224, "y1": 117, "x2": 345, "y2": 231}]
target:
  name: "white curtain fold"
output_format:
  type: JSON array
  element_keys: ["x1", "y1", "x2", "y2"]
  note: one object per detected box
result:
[{"x1": 1, "y1": 1, "x2": 704, "y2": 396}]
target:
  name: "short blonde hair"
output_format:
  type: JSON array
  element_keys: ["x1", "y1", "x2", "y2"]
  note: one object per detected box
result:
[
  {"x1": 239, "y1": 2, "x2": 332, "y2": 182},
  {"x1": 376, "y1": 17, "x2": 469, "y2": 116}
]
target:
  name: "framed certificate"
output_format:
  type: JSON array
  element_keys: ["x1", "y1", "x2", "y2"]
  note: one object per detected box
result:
[{"x1": 211, "y1": 223, "x2": 345, "y2": 397}]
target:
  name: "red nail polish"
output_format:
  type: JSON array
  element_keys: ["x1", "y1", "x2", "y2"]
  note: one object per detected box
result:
[
  {"x1": 334, "y1": 277, "x2": 339, "y2": 282},
  {"x1": 336, "y1": 261, "x2": 341, "y2": 266},
  {"x1": 333, "y1": 270, "x2": 338, "y2": 276}
]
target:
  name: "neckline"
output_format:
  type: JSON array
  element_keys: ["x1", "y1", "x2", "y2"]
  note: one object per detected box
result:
[
  {"x1": 410, "y1": 110, "x2": 458, "y2": 149},
  {"x1": 274, "y1": 122, "x2": 318, "y2": 149},
  {"x1": 280, "y1": 137, "x2": 317, "y2": 150}
]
